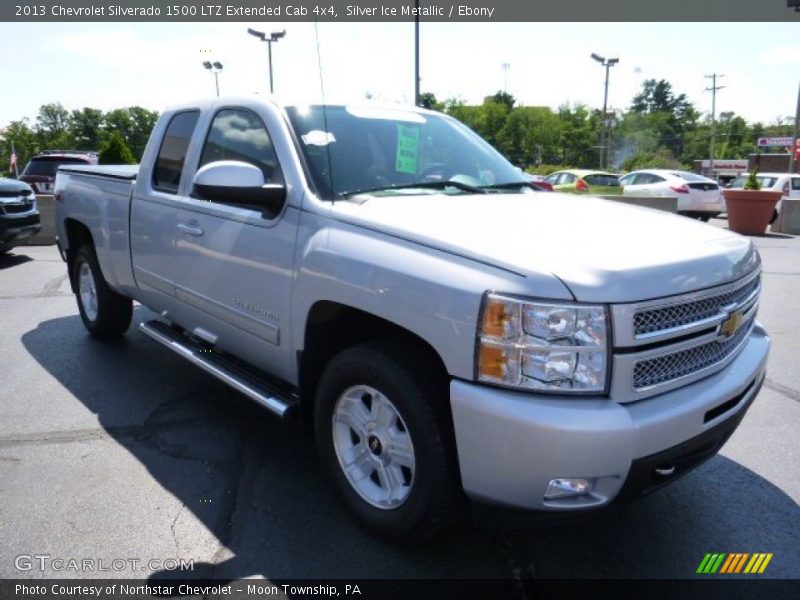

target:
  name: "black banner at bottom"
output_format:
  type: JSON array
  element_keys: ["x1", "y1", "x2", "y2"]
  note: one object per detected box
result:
[{"x1": 2, "y1": 579, "x2": 799, "y2": 600}]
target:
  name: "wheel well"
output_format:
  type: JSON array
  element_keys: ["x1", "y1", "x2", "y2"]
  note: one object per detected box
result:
[
  {"x1": 64, "y1": 219, "x2": 94, "y2": 292},
  {"x1": 298, "y1": 302, "x2": 450, "y2": 431}
]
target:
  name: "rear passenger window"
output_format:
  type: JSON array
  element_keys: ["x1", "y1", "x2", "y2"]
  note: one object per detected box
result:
[
  {"x1": 585, "y1": 174, "x2": 619, "y2": 186},
  {"x1": 619, "y1": 174, "x2": 635, "y2": 186},
  {"x1": 153, "y1": 111, "x2": 200, "y2": 194},
  {"x1": 199, "y1": 108, "x2": 282, "y2": 183},
  {"x1": 792, "y1": 178, "x2": 800, "y2": 190}
]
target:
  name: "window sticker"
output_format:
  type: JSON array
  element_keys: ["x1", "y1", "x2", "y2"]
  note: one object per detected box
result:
[
  {"x1": 302, "y1": 130, "x2": 336, "y2": 146},
  {"x1": 396, "y1": 125, "x2": 420, "y2": 174}
]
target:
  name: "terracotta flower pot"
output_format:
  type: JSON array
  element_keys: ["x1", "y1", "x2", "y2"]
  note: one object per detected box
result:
[{"x1": 723, "y1": 189, "x2": 782, "y2": 236}]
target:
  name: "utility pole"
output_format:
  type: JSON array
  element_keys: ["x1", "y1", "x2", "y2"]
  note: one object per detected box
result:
[
  {"x1": 502, "y1": 62, "x2": 510, "y2": 93},
  {"x1": 705, "y1": 74, "x2": 725, "y2": 179},
  {"x1": 414, "y1": 0, "x2": 420, "y2": 106},
  {"x1": 790, "y1": 82, "x2": 800, "y2": 173}
]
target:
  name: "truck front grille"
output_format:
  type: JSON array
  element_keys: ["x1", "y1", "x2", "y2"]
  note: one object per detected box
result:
[
  {"x1": 1, "y1": 202, "x2": 34, "y2": 214},
  {"x1": 633, "y1": 275, "x2": 760, "y2": 337},
  {"x1": 633, "y1": 315, "x2": 755, "y2": 390}
]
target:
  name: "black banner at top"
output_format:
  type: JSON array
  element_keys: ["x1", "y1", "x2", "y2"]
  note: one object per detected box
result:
[{"x1": 3, "y1": 0, "x2": 800, "y2": 22}]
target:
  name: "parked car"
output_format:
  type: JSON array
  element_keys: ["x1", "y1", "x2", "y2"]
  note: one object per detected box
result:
[
  {"x1": 543, "y1": 169, "x2": 621, "y2": 195},
  {"x1": 525, "y1": 174, "x2": 554, "y2": 191},
  {"x1": 0, "y1": 177, "x2": 40, "y2": 254},
  {"x1": 54, "y1": 99, "x2": 769, "y2": 542},
  {"x1": 726, "y1": 172, "x2": 800, "y2": 223},
  {"x1": 620, "y1": 169, "x2": 724, "y2": 220},
  {"x1": 515, "y1": 169, "x2": 553, "y2": 191},
  {"x1": 20, "y1": 150, "x2": 98, "y2": 194}
]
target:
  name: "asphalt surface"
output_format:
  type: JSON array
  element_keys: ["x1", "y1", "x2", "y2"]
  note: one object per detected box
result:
[{"x1": 0, "y1": 220, "x2": 798, "y2": 583}]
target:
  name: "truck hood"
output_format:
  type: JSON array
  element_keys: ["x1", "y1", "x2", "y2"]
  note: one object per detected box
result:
[
  {"x1": 0, "y1": 177, "x2": 32, "y2": 194},
  {"x1": 330, "y1": 192, "x2": 759, "y2": 303}
]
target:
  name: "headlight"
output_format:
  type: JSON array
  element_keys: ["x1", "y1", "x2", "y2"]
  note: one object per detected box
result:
[{"x1": 477, "y1": 293, "x2": 609, "y2": 394}]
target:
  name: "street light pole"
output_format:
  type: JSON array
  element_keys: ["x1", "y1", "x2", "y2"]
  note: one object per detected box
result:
[
  {"x1": 247, "y1": 28, "x2": 286, "y2": 94},
  {"x1": 790, "y1": 82, "x2": 800, "y2": 174},
  {"x1": 202, "y1": 61, "x2": 223, "y2": 97},
  {"x1": 502, "y1": 62, "x2": 510, "y2": 93},
  {"x1": 591, "y1": 53, "x2": 619, "y2": 169}
]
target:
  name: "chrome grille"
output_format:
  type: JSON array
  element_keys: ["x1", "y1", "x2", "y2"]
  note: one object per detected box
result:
[
  {"x1": 0, "y1": 189, "x2": 31, "y2": 198},
  {"x1": 633, "y1": 316, "x2": 754, "y2": 390},
  {"x1": 1, "y1": 202, "x2": 33, "y2": 214},
  {"x1": 633, "y1": 275, "x2": 760, "y2": 337}
]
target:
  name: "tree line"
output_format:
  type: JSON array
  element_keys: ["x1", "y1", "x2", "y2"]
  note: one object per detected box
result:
[
  {"x1": 2, "y1": 79, "x2": 795, "y2": 178},
  {"x1": 425, "y1": 79, "x2": 794, "y2": 173},
  {"x1": 2, "y1": 103, "x2": 158, "y2": 176}
]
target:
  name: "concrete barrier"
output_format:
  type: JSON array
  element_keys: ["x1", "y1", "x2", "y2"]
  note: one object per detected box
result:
[
  {"x1": 773, "y1": 198, "x2": 800, "y2": 235},
  {"x1": 596, "y1": 195, "x2": 678, "y2": 213},
  {"x1": 19, "y1": 194, "x2": 56, "y2": 245}
]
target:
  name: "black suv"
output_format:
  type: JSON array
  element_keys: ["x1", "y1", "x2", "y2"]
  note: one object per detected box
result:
[{"x1": 0, "y1": 177, "x2": 40, "y2": 255}]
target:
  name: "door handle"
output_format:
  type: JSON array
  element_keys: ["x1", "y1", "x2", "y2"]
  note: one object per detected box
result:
[{"x1": 177, "y1": 223, "x2": 204, "y2": 236}]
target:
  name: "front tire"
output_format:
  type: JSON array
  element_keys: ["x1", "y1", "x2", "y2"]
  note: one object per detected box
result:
[
  {"x1": 72, "y1": 244, "x2": 133, "y2": 339},
  {"x1": 314, "y1": 341, "x2": 463, "y2": 543}
]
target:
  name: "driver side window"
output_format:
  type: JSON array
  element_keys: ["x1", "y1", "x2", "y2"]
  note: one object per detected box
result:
[{"x1": 199, "y1": 108, "x2": 283, "y2": 184}]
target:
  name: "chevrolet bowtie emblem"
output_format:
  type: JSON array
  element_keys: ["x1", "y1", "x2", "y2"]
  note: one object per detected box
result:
[{"x1": 719, "y1": 310, "x2": 744, "y2": 338}]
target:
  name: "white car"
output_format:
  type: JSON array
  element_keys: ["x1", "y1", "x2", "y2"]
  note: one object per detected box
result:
[
  {"x1": 620, "y1": 169, "x2": 724, "y2": 221},
  {"x1": 727, "y1": 172, "x2": 800, "y2": 223}
]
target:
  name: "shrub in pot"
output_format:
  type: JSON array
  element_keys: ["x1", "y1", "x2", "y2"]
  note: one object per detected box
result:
[{"x1": 723, "y1": 169, "x2": 782, "y2": 236}]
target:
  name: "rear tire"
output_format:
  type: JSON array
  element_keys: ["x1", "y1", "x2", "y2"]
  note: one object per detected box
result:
[
  {"x1": 72, "y1": 244, "x2": 133, "y2": 339},
  {"x1": 314, "y1": 341, "x2": 463, "y2": 543},
  {"x1": 770, "y1": 210, "x2": 778, "y2": 225}
]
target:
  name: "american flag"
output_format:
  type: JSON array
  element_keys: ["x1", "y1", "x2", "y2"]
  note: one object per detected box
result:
[{"x1": 9, "y1": 144, "x2": 18, "y2": 177}]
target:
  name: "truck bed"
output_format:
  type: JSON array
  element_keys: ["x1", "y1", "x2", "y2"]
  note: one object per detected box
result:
[
  {"x1": 55, "y1": 165, "x2": 140, "y2": 299},
  {"x1": 59, "y1": 164, "x2": 139, "y2": 180}
]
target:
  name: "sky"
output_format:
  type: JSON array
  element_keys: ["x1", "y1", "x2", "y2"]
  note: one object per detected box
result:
[{"x1": 1, "y1": 21, "x2": 799, "y2": 132}]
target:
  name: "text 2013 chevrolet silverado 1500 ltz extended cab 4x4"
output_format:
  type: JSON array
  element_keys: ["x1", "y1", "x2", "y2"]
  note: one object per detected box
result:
[{"x1": 54, "y1": 98, "x2": 769, "y2": 542}]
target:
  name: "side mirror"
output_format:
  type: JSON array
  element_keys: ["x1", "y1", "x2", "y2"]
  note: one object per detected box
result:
[{"x1": 192, "y1": 160, "x2": 286, "y2": 215}]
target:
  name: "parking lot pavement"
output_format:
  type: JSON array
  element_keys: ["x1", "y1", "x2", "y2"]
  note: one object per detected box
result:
[{"x1": 1, "y1": 231, "x2": 798, "y2": 581}]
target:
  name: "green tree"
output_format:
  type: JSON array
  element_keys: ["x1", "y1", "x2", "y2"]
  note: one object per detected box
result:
[
  {"x1": 35, "y1": 102, "x2": 72, "y2": 149},
  {"x1": 557, "y1": 104, "x2": 601, "y2": 167},
  {"x1": 489, "y1": 90, "x2": 515, "y2": 109},
  {"x1": 418, "y1": 92, "x2": 443, "y2": 111},
  {"x1": 629, "y1": 79, "x2": 698, "y2": 159},
  {"x1": 69, "y1": 108, "x2": 104, "y2": 151},
  {"x1": 1, "y1": 119, "x2": 38, "y2": 177},
  {"x1": 98, "y1": 131, "x2": 135, "y2": 165},
  {"x1": 103, "y1": 107, "x2": 158, "y2": 160}
]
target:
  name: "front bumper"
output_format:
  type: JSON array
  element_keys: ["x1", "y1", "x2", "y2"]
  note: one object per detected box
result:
[
  {"x1": 0, "y1": 212, "x2": 41, "y2": 249},
  {"x1": 450, "y1": 324, "x2": 769, "y2": 512}
]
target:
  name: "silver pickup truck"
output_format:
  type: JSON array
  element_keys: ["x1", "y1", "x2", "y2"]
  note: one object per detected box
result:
[{"x1": 54, "y1": 98, "x2": 769, "y2": 542}]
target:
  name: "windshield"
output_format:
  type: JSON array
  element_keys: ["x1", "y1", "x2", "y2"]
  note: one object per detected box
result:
[
  {"x1": 22, "y1": 157, "x2": 89, "y2": 177},
  {"x1": 285, "y1": 105, "x2": 527, "y2": 198}
]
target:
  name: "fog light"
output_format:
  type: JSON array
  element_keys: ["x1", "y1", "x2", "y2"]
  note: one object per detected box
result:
[{"x1": 545, "y1": 478, "x2": 591, "y2": 500}]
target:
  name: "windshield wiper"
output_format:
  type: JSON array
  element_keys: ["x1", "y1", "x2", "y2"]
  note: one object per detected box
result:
[
  {"x1": 479, "y1": 181, "x2": 535, "y2": 191},
  {"x1": 341, "y1": 180, "x2": 487, "y2": 198}
]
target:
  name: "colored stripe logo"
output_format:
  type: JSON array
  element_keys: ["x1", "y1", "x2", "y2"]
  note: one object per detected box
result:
[{"x1": 697, "y1": 552, "x2": 773, "y2": 574}]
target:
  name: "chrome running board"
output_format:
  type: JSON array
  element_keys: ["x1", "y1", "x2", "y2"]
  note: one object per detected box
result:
[{"x1": 139, "y1": 320, "x2": 297, "y2": 419}]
